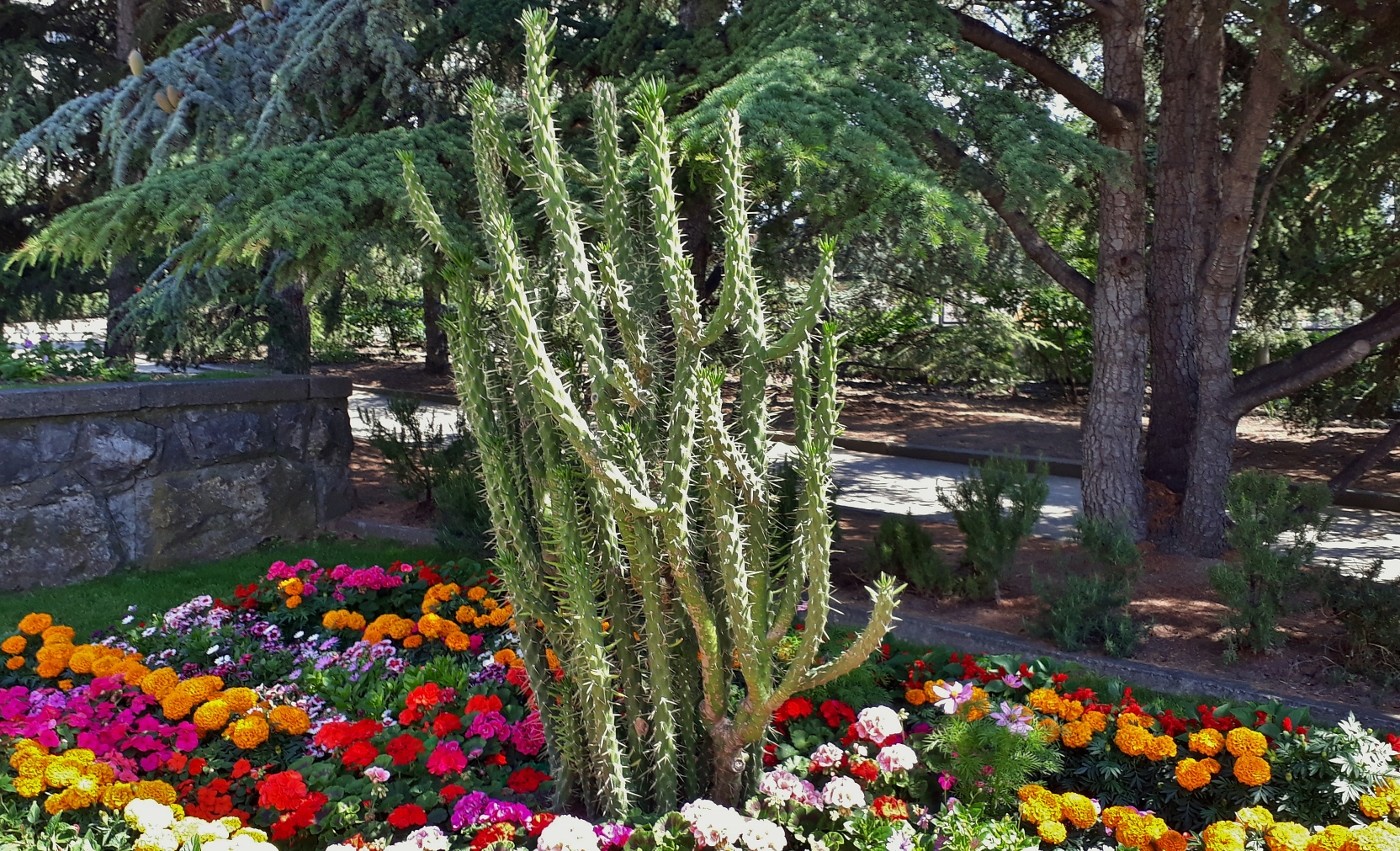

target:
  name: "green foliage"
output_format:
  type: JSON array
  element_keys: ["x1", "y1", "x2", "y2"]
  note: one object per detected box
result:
[
  {"x1": 360, "y1": 396, "x2": 467, "y2": 505},
  {"x1": 1074, "y1": 514, "x2": 1143, "y2": 575},
  {"x1": 939, "y1": 457, "x2": 1049, "y2": 600},
  {"x1": 0, "y1": 336, "x2": 134, "y2": 383},
  {"x1": 1270, "y1": 717, "x2": 1399, "y2": 826},
  {"x1": 0, "y1": 797, "x2": 134, "y2": 851},
  {"x1": 1318, "y1": 560, "x2": 1400, "y2": 687},
  {"x1": 1208, "y1": 471, "x2": 1331, "y2": 661},
  {"x1": 402, "y1": 13, "x2": 898, "y2": 817},
  {"x1": 1033, "y1": 571, "x2": 1143, "y2": 657},
  {"x1": 870, "y1": 514, "x2": 953, "y2": 596},
  {"x1": 921, "y1": 715, "x2": 1062, "y2": 815}
]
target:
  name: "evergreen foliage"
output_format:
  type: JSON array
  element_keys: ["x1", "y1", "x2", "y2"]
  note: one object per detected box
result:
[
  {"x1": 402, "y1": 12, "x2": 899, "y2": 817},
  {"x1": 939, "y1": 457, "x2": 1049, "y2": 601}
]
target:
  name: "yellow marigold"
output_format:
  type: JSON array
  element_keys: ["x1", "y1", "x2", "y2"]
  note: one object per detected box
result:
[
  {"x1": 6, "y1": 656, "x2": 23, "y2": 671},
  {"x1": 1061, "y1": 720, "x2": 1092, "y2": 748},
  {"x1": 133, "y1": 780, "x2": 177, "y2": 805},
  {"x1": 1233, "y1": 754, "x2": 1272, "y2": 787},
  {"x1": 1116, "y1": 815, "x2": 1153, "y2": 850},
  {"x1": 102, "y1": 782, "x2": 137, "y2": 810},
  {"x1": 1237, "y1": 807, "x2": 1275, "y2": 832},
  {"x1": 1144, "y1": 817, "x2": 1170, "y2": 842},
  {"x1": 88, "y1": 762, "x2": 115, "y2": 785},
  {"x1": 269, "y1": 705, "x2": 311, "y2": 736},
  {"x1": 1268, "y1": 823, "x2": 1312, "y2": 851},
  {"x1": 9, "y1": 739, "x2": 45, "y2": 767},
  {"x1": 1175, "y1": 758, "x2": 1213, "y2": 792},
  {"x1": 44, "y1": 761, "x2": 82, "y2": 788},
  {"x1": 1118, "y1": 712, "x2": 1148, "y2": 727},
  {"x1": 43, "y1": 791, "x2": 73, "y2": 815},
  {"x1": 18, "y1": 613, "x2": 53, "y2": 635},
  {"x1": 221, "y1": 687, "x2": 259, "y2": 714},
  {"x1": 1359, "y1": 795, "x2": 1390, "y2": 820},
  {"x1": 1101, "y1": 806, "x2": 1134, "y2": 830},
  {"x1": 225, "y1": 715, "x2": 270, "y2": 749},
  {"x1": 1060, "y1": 793, "x2": 1097, "y2": 830},
  {"x1": 1115, "y1": 723, "x2": 1151, "y2": 757},
  {"x1": 466, "y1": 586, "x2": 488, "y2": 602},
  {"x1": 1018, "y1": 784, "x2": 1049, "y2": 802},
  {"x1": 1203, "y1": 822, "x2": 1248, "y2": 851},
  {"x1": 1308, "y1": 826, "x2": 1355, "y2": 851},
  {"x1": 1158, "y1": 830, "x2": 1189, "y2": 851},
  {"x1": 41, "y1": 625, "x2": 75, "y2": 644},
  {"x1": 14, "y1": 776, "x2": 43, "y2": 798},
  {"x1": 1352, "y1": 822, "x2": 1400, "y2": 851},
  {"x1": 1190, "y1": 728, "x2": 1225, "y2": 756},
  {"x1": 285, "y1": 595, "x2": 302, "y2": 610},
  {"x1": 140, "y1": 668, "x2": 179, "y2": 700},
  {"x1": 1038, "y1": 821, "x2": 1068, "y2": 845},
  {"x1": 62, "y1": 748, "x2": 94, "y2": 765},
  {"x1": 192, "y1": 700, "x2": 231, "y2": 733},
  {"x1": 1226, "y1": 727, "x2": 1268, "y2": 758},
  {"x1": 1027, "y1": 688, "x2": 1060, "y2": 714},
  {"x1": 1019, "y1": 795, "x2": 1062, "y2": 826},
  {"x1": 445, "y1": 631, "x2": 471, "y2": 652},
  {"x1": 278, "y1": 577, "x2": 303, "y2": 596},
  {"x1": 1145, "y1": 735, "x2": 1178, "y2": 762},
  {"x1": 1083, "y1": 710, "x2": 1108, "y2": 732},
  {"x1": 1, "y1": 635, "x2": 26, "y2": 655}
]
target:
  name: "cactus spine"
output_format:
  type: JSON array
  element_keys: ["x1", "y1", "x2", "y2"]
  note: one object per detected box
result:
[{"x1": 401, "y1": 9, "x2": 900, "y2": 819}]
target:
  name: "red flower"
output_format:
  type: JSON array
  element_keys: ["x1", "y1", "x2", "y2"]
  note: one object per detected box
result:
[
  {"x1": 872, "y1": 795, "x2": 909, "y2": 821},
  {"x1": 507, "y1": 766, "x2": 551, "y2": 794},
  {"x1": 406, "y1": 683, "x2": 445, "y2": 712},
  {"x1": 231, "y1": 759, "x2": 253, "y2": 780},
  {"x1": 762, "y1": 743, "x2": 778, "y2": 767},
  {"x1": 341, "y1": 741, "x2": 380, "y2": 769},
  {"x1": 820, "y1": 699, "x2": 855, "y2": 729},
  {"x1": 527, "y1": 813, "x2": 558, "y2": 836},
  {"x1": 848, "y1": 758, "x2": 879, "y2": 784},
  {"x1": 1051, "y1": 673, "x2": 1069, "y2": 685},
  {"x1": 427, "y1": 740, "x2": 468, "y2": 776},
  {"x1": 487, "y1": 753, "x2": 509, "y2": 766},
  {"x1": 471, "y1": 824, "x2": 516, "y2": 851},
  {"x1": 270, "y1": 791, "x2": 327, "y2": 841},
  {"x1": 433, "y1": 712, "x2": 462, "y2": 737},
  {"x1": 440, "y1": 784, "x2": 468, "y2": 804},
  {"x1": 388, "y1": 804, "x2": 428, "y2": 830},
  {"x1": 258, "y1": 770, "x2": 308, "y2": 812},
  {"x1": 187, "y1": 757, "x2": 207, "y2": 776},
  {"x1": 505, "y1": 666, "x2": 531, "y2": 691},
  {"x1": 774, "y1": 697, "x2": 814, "y2": 724},
  {"x1": 166, "y1": 753, "x2": 188, "y2": 772},
  {"x1": 465, "y1": 694, "x2": 504, "y2": 715},
  {"x1": 385, "y1": 734, "x2": 425, "y2": 766}
]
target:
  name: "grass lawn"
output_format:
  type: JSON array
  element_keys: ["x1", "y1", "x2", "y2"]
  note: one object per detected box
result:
[{"x1": 0, "y1": 535, "x2": 459, "y2": 641}]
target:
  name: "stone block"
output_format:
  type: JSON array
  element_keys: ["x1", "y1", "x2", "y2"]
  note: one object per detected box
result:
[
  {"x1": 313, "y1": 462, "x2": 354, "y2": 522},
  {"x1": 0, "y1": 383, "x2": 138, "y2": 420},
  {"x1": 174, "y1": 407, "x2": 275, "y2": 465},
  {"x1": 0, "y1": 420, "x2": 80, "y2": 485},
  {"x1": 0, "y1": 492, "x2": 120, "y2": 591},
  {"x1": 139, "y1": 377, "x2": 308, "y2": 410},
  {"x1": 307, "y1": 375, "x2": 352, "y2": 400},
  {"x1": 78, "y1": 418, "x2": 159, "y2": 487}
]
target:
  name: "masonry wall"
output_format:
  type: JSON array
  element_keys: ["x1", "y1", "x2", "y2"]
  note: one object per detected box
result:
[{"x1": 0, "y1": 376, "x2": 353, "y2": 590}]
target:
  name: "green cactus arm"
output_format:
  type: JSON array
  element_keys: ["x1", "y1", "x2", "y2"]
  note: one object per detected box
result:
[
  {"x1": 485, "y1": 210, "x2": 657, "y2": 514},
  {"x1": 593, "y1": 82, "x2": 652, "y2": 388},
  {"x1": 399, "y1": 152, "x2": 471, "y2": 269},
  {"x1": 633, "y1": 79, "x2": 701, "y2": 344},
  {"x1": 696, "y1": 370, "x2": 765, "y2": 510},
  {"x1": 767, "y1": 236, "x2": 835, "y2": 361},
  {"x1": 776, "y1": 575, "x2": 901, "y2": 707},
  {"x1": 767, "y1": 343, "x2": 814, "y2": 646}
]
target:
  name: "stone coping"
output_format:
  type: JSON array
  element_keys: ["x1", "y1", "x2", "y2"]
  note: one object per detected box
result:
[{"x1": 0, "y1": 376, "x2": 352, "y2": 421}]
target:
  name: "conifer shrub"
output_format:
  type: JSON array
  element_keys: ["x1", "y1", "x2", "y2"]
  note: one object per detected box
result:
[
  {"x1": 939, "y1": 457, "x2": 1049, "y2": 600},
  {"x1": 1318, "y1": 560, "x2": 1400, "y2": 687},
  {"x1": 1208, "y1": 471, "x2": 1331, "y2": 662},
  {"x1": 1033, "y1": 571, "x2": 1143, "y2": 658},
  {"x1": 870, "y1": 514, "x2": 953, "y2": 596},
  {"x1": 1074, "y1": 514, "x2": 1142, "y2": 576}
]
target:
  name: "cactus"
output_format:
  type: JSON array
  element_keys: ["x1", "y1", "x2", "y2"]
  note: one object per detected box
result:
[{"x1": 400, "y1": 9, "x2": 900, "y2": 819}]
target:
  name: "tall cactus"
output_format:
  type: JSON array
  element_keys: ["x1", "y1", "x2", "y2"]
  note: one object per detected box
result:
[{"x1": 400, "y1": 9, "x2": 900, "y2": 819}]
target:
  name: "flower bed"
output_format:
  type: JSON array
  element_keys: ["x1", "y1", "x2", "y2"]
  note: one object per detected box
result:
[{"x1": 2, "y1": 556, "x2": 1399, "y2": 851}]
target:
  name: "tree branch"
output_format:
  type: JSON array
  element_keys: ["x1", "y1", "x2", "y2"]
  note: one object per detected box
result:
[
  {"x1": 1231, "y1": 299, "x2": 1400, "y2": 417},
  {"x1": 946, "y1": 8, "x2": 1132, "y2": 131},
  {"x1": 1330, "y1": 419, "x2": 1400, "y2": 496},
  {"x1": 924, "y1": 129, "x2": 1095, "y2": 306}
]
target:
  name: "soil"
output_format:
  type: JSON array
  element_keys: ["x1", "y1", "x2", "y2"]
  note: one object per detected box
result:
[{"x1": 323, "y1": 357, "x2": 1400, "y2": 719}]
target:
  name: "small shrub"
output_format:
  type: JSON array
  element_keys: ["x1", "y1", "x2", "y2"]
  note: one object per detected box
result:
[
  {"x1": 1074, "y1": 514, "x2": 1142, "y2": 578},
  {"x1": 1033, "y1": 571, "x2": 1144, "y2": 657},
  {"x1": 1318, "y1": 559, "x2": 1400, "y2": 686},
  {"x1": 939, "y1": 457, "x2": 1049, "y2": 600},
  {"x1": 1208, "y1": 471, "x2": 1331, "y2": 661},
  {"x1": 360, "y1": 395, "x2": 470, "y2": 506},
  {"x1": 433, "y1": 463, "x2": 494, "y2": 557},
  {"x1": 920, "y1": 714, "x2": 1063, "y2": 815},
  {"x1": 871, "y1": 514, "x2": 953, "y2": 595}
]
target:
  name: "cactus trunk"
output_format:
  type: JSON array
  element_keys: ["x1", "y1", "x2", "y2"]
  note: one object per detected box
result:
[{"x1": 400, "y1": 9, "x2": 900, "y2": 818}]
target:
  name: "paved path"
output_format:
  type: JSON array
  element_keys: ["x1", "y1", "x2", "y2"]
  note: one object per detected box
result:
[{"x1": 347, "y1": 390, "x2": 1399, "y2": 577}]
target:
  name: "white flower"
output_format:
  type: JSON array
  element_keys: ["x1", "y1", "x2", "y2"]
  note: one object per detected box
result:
[
  {"x1": 809, "y1": 743, "x2": 844, "y2": 770},
  {"x1": 681, "y1": 799, "x2": 748, "y2": 848},
  {"x1": 404, "y1": 826, "x2": 451, "y2": 851},
  {"x1": 821, "y1": 776, "x2": 866, "y2": 810},
  {"x1": 124, "y1": 798, "x2": 176, "y2": 833},
  {"x1": 206, "y1": 645, "x2": 220, "y2": 655},
  {"x1": 132, "y1": 827, "x2": 179, "y2": 851},
  {"x1": 539, "y1": 815, "x2": 601, "y2": 851},
  {"x1": 363, "y1": 765, "x2": 391, "y2": 783},
  {"x1": 876, "y1": 743, "x2": 918, "y2": 774},
  {"x1": 852, "y1": 706, "x2": 903, "y2": 745},
  {"x1": 742, "y1": 819, "x2": 788, "y2": 851}
]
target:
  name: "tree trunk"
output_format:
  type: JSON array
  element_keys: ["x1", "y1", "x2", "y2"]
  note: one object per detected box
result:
[
  {"x1": 104, "y1": 256, "x2": 139, "y2": 361},
  {"x1": 266, "y1": 276, "x2": 311, "y2": 374},
  {"x1": 1081, "y1": 0, "x2": 1149, "y2": 538},
  {"x1": 423, "y1": 278, "x2": 449, "y2": 375},
  {"x1": 1330, "y1": 420, "x2": 1400, "y2": 495},
  {"x1": 707, "y1": 722, "x2": 747, "y2": 808}
]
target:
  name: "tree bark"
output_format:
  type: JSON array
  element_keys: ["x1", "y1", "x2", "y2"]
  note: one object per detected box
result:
[
  {"x1": 423, "y1": 278, "x2": 449, "y2": 375},
  {"x1": 266, "y1": 276, "x2": 311, "y2": 374},
  {"x1": 1081, "y1": 0, "x2": 1149, "y2": 537},
  {"x1": 1330, "y1": 420, "x2": 1400, "y2": 496},
  {"x1": 104, "y1": 256, "x2": 139, "y2": 361}
]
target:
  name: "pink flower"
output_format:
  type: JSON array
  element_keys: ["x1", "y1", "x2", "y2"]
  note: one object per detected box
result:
[{"x1": 427, "y1": 740, "x2": 469, "y2": 776}]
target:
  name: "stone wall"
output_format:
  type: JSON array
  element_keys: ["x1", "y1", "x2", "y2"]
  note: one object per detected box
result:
[{"x1": 0, "y1": 376, "x2": 353, "y2": 590}]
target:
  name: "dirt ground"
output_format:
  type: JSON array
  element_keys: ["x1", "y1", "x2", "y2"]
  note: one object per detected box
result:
[{"x1": 324, "y1": 357, "x2": 1400, "y2": 717}]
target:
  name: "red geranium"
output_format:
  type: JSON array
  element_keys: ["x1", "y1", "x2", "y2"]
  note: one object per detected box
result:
[
  {"x1": 231, "y1": 759, "x2": 253, "y2": 780},
  {"x1": 440, "y1": 784, "x2": 468, "y2": 804},
  {"x1": 258, "y1": 770, "x2": 308, "y2": 812},
  {"x1": 433, "y1": 712, "x2": 462, "y2": 737},
  {"x1": 386, "y1": 734, "x2": 425, "y2": 766},
  {"x1": 388, "y1": 804, "x2": 428, "y2": 830},
  {"x1": 774, "y1": 696, "x2": 813, "y2": 724},
  {"x1": 820, "y1": 699, "x2": 855, "y2": 729},
  {"x1": 406, "y1": 683, "x2": 445, "y2": 712},
  {"x1": 527, "y1": 813, "x2": 557, "y2": 836},
  {"x1": 465, "y1": 694, "x2": 503, "y2": 715},
  {"x1": 341, "y1": 741, "x2": 380, "y2": 769},
  {"x1": 848, "y1": 757, "x2": 879, "y2": 784},
  {"x1": 270, "y1": 791, "x2": 327, "y2": 841},
  {"x1": 507, "y1": 766, "x2": 551, "y2": 794}
]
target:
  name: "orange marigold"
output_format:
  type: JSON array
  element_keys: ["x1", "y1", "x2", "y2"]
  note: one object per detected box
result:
[
  {"x1": 466, "y1": 586, "x2": 488, "y2": 602},
  {"x1": 1145, "y1": 735, "x2": 1178, "y2": 762},
  {"x1": 101, "y1": 782, "x2": 137, "y2": 810},
  {"x1": 905, "y1": 688, "x2": 927, "y2": 707},
  {"x1": 1233, "y1": 754, "x2": 1272, "y2": 787},
  {"x1": 132, "y1": 780, "x2": 177, "y2": 805},
  {"x1": 18, "y1": 613, "x2": 53, "y2": 635},
  {"x1": 1307, "y1": 826, "x2": 1353, "y2": 851},
  {"x1": 1359, "y1": 795, "x2": 1389, "y2": 820},
  {"x1": 1226, "y1": 727, "x2": 1268, "y2": 758},
  {"x1": 1158, "y1": 830, "x2": 1189, "y2": 851},
  {"x1": 1060, "y1": 793, "x2": 1097, "y2": 830},
  {"x1": 403, "y1": 634, "x2": 424, "y2": 649},
  {"x1": 1026, "y1": 688, "x2": 1060, "y2": 714},
  {"x1": 1175, "y1": 758, "x2": 1214, "y2": 792},
  {"x1": 5, "y1": 656, "x2": 23, "y2": 671},
  {"x1": 1, "y1": 635, "x2": 26, "y2": 655},
  {"x1": 444, "y1": 632, "x2": 471, "y2": 652},
  {"x1": 1115, "y1": 723, "x2": 1151, "y2": 757},
  {"x1": 193, "y1": 699, "x2": 231, "y2": 732},
  {"x1": 269, "y1": 705, "x2": 311, "y2": 735},
  {"x1": 40, "y1": 625, "x2": 75, "y2": 644},
  {"x1": 1060, "y1": 721, "x2": 1093, "y2": 749},
  {"x1": 221, "y1": 687, "x2": 259, "y2": 714},
  {"x1": 1190, "y1": 728, "x2": 1225, "y2": 756},
  {"x1": 1115, "y1": 815, "x2": 1153, "y2": 850},
  {"x1": 140, "y1": 667, "x2": 179, "y2": 700},
  {"x1": 1083, "y1": 710, "x2": 1109, "y2": 732},
  {"x1": 225, "y1": 714, "x2": 270, "y2": 749}
]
